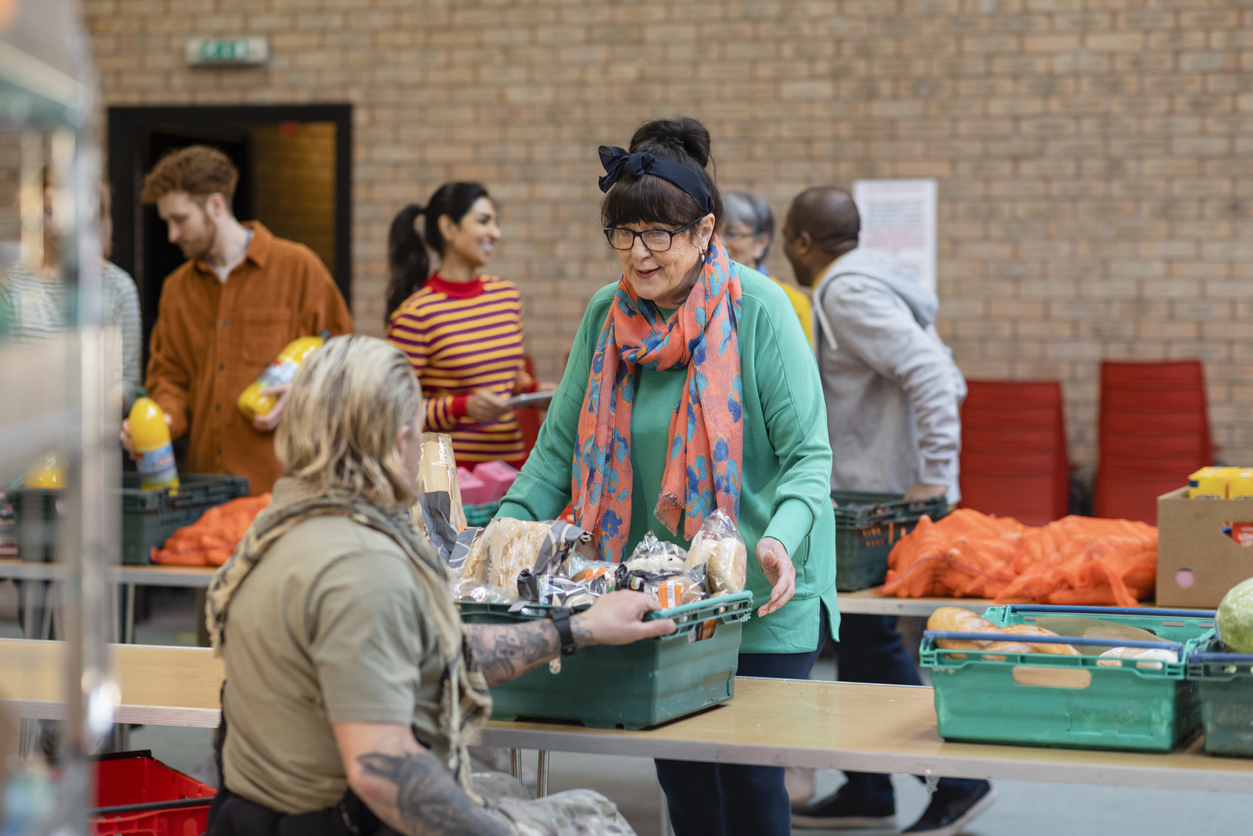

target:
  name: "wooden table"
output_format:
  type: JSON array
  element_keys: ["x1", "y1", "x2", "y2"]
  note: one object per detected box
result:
[
  {"x1": 836, "y1": 589, "x2": 996, "y2": 617},
  {"x1": 0, "y1": 560, "x2": 216, "y2": 642},
  {"x1": 4, "y1": 639, "x2": 1251, "y2": 795}
]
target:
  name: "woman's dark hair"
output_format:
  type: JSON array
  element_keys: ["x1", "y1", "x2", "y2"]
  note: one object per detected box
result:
[
  {"x1": 601, "y1": 117, "x2": 722, "y2": 233},
  {"x1": 384, "y1": 182, "x2": 491, "y2": 321}
]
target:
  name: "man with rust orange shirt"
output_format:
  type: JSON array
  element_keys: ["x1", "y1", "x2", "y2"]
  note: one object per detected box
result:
[{"x1": 121, "y1": 146, "x2": 354, "y2": 495}]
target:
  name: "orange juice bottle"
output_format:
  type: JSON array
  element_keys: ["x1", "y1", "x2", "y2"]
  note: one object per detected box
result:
[
  {"x1": 23, "y1": 452, "x2": 64, "y2": 489},
  {"x1": 237, "y1": 330, "x2": 330, "y2": 421},
  {"x1": 129, "y1": 389, "x2": 179, "y2": 492}
]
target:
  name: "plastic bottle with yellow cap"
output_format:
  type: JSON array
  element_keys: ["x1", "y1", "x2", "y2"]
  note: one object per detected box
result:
[
  {"x1": 237, "y1": 330, "x2": 330, "y2": 421},
  {"x1": 129, "y1": 389, "x2": 179, "y2": 492}
]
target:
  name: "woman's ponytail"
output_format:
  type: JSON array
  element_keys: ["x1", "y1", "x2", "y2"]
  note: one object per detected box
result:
[{"x1": 385, "y1": 203, "x2": 431, "y2": 322}]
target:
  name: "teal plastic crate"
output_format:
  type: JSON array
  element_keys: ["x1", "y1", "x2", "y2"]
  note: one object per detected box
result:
[
  {"x1": 1186, "y1": 632, "x2": 1253, "y2": 758},
  {"x1": 458, "y1": 591, "x2": 753, "y2": 729},
  {"x1": 832, "y1": 490, "x2": 948, "y2": 592},
  {"x1": 922, "y1": 605, "x2": 1216, "y2": 752},
  {"x1": 464, "y1": 500, "x2": 500, "y2": 529},
  {"x1": 120, "y1": 472, "x2": 249, "y2": 565}
]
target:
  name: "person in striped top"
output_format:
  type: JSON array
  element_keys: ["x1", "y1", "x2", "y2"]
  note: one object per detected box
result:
[{"x1": 385, "y1": 183, "x2": 554, "y2": 467}]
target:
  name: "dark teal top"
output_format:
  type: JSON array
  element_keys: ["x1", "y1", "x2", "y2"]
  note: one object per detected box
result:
[{"x1": 499, "y1": 265, "x2": 838, "y2": 654}]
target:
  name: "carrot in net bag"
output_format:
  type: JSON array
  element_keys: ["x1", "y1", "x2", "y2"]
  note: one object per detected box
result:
[{"x1": 878, "y1": 509, "x2": 1156, "y2": 607}]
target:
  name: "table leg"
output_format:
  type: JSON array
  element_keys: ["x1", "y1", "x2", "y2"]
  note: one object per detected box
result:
[
  {"x1": 124, "y1": 583, "x2": 135, "y2": 645},
  {"x1": 510, "y1": 749, "x2": 522, "y2": 780},
  {"x1": 536, "y1": 750, "x2": 549, "y2": 797}
]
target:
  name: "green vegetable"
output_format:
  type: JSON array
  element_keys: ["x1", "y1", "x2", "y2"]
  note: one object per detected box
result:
[{"x1": 1217, "y1": 577, "x2": 1253, "y2": 654}]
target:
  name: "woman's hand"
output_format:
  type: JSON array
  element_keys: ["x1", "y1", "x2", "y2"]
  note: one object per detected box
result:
[
  {"x1": 466, "y1": 389, "x2": 511, "y2": 421},
  {"x1": 756, "y1": 536, "x2": 796, "y2": 617},
  {"x1": 251, "y1": 384, "x2": 292, "y2": 432}
]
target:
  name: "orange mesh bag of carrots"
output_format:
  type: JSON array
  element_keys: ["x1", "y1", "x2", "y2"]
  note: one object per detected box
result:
[
  {"x1": 878, "y1": 510, "x2": 1156, "y2": 607},
  {"x1": 152, "y1": 494, "x2": 272, "y2": 566}
]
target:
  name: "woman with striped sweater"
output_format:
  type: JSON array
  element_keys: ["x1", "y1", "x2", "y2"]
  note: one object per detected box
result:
[{"x1": 385, "y1": 183, "x2": 555, "y2": 468}]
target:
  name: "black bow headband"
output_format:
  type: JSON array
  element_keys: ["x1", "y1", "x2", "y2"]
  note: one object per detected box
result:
[{"x1": 597, "y1": 145, "x2": 713, "y2": 216}]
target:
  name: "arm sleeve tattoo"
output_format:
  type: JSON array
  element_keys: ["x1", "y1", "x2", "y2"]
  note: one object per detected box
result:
[
  {"x1": 463, "y1": 619, "x2": 593, "y2": 687},
  {"x1": 357, "y1": 750, "x2": 508, "y2": 836}
]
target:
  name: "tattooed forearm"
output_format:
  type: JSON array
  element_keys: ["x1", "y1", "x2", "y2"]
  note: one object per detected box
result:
[
  {"x1": 464, "y1": 618, "x2": 593, "y2": 686},
  {"x1": 356, "y1": 750, "x2": 508, "y2": 836}
]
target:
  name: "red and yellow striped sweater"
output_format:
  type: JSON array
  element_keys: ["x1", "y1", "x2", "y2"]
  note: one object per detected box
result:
[{"x1": 386, "y1": 274, "x2": 535, "y2": 464}]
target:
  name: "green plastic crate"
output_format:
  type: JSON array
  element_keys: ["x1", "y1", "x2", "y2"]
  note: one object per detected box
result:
[
  {"x1": 832, "y1": 490, "x2": 948, "y2": 592},
  {"x1": 11, "y1": 489, "x2": 64, "y2": 562},
  {"x1": 120, "y1": 472, "x2": 249, "y2": 565},
  {"x1": 458, "y1": 591, "x2": 753, "y2": 729},
  {"x1": 464, "y1": 501, "x2": 500, "y2": 529},
  {"x1": 1186, "y1": 633, "x2": 1253, "y2": 758},
  {"x1": 922, "y1": 605, "x2": 1216, "y2": 752}
]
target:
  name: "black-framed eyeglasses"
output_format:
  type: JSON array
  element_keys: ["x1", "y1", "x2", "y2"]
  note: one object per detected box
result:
[{"x1": 603, "y1": 217, "x2": 701, "y2": 253}]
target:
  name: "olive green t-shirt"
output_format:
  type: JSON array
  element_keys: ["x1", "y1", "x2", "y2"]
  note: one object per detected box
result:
[{"x1": 221, "y1": 514, "x2": 449, "y2": 814}]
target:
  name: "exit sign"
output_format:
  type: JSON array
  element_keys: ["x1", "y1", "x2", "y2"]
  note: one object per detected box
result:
[{"x1": 186, "y1": 38, "x2": 270, "y2": 66}]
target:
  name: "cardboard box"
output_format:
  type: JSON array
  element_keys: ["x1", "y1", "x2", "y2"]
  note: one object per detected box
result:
[{"x1": 1157, "y1": 487, "x2": 1253, "y2": 608}]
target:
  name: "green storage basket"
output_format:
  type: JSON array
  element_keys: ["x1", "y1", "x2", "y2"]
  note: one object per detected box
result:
[
  {"x1": 120, "y1": 472, "x2": 249, "y2": 565},
  {"x1": 1186, "y1": 633, "x2": 1253, "y2": 758},
  {"x1": 458, "y1": 591, "x2": 753, "y2": 729},
  {"x1": 11, "y1": 489, "x2": 64, "y2": 563},
  {"x1": 832, "y1": 490, "x2": 948, "y2": 592},
  {"x1": 922, "y1": 604, "x2": 1216, "y2": 752},
  {"x1": 464, "y1": 500, "x2": 500, "y2": 529}
]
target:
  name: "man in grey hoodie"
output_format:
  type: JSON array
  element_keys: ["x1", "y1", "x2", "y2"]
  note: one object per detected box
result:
[{"x1": 782, "y1": 187, "x2": 993, "y2": 836}]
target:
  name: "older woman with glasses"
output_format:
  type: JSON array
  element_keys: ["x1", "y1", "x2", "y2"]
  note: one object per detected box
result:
[
  {"x1": 721, "y1": 190, "x2": 814, "y2": 347},
  {"x1": 498, "y1": 117, "x2": 838, "y2": 836}
]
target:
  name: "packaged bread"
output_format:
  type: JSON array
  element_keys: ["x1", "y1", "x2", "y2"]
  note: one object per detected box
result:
[
  {"x1": 464, "y1": 517, "x2": 592, "y2": 595},
  {"x1": 999, "y1": 624, "x2": 1081, "y2": 656},
  {"x1": 626, "y1": 533, "x2": 689, "y2": 575},
  {"x1": 926, "y1": 607, "x2": 998, "y2": 650},
  {"x1": 1097, "y1": 646, "x2": 1179, "y2": 665},
  {"x1": 686, "y1": 510, "x2": 747, "y2": 596},
  {"x1": 413, "y1": 434, "x2": 466, "y2": 546}
]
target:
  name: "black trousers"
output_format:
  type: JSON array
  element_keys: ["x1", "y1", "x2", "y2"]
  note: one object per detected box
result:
[
  {"x1": 655, "y1": 604, "x2": 831, "y2": 836},
  {"x1": 837, "y1": 614, "x2": 984, "y2": 808}
]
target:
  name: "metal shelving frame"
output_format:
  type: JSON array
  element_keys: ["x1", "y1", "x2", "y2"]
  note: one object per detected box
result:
[{"x1": 1, "y1": 2, "x2": 117, "y2": 833}]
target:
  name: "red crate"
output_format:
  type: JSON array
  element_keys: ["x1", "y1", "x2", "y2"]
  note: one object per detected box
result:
[{"x1": 93, "y1": 752, "x2": 215, "y2": 836}]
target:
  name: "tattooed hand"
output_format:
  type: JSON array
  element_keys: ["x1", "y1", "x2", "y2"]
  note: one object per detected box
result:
[
  {"x1": 335, "y1": 722, "x2": 509, "y2": 836},
  {"x1": 464, "y1": 590, "x2": 676, "y2": 686}
]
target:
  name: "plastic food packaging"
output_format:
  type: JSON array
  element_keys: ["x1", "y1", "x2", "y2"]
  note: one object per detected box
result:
[
  {"x1": 686, "y1": 510, "x2": 747, "y2": 596},
  {"x1": 625, "y1": 532, "x2": 689, "y2": 575},
  {"x1": 452, "y1": 578, "x2": 519, "y2": 605},
  {"x1": 415, "y1": 433, "x2": 466, "y2": 549},
  {"x1": 1097, "y1": 646, "x2": 1179, "y2": 665},
  {"x1": 237, "y1": 330, "x2": 328, "y2": 420},
  {"x1": 926, "y1": 606, "x2": 1079, "y2": 656},
  {"x1": 128, "y1": 389, "x2": 179, "y2": 492},
  {"x1": 463, "y1": 518, "x2": 591, "y2": 593}
]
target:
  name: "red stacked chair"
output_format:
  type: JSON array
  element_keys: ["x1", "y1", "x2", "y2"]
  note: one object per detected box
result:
[
  {"x1": 1094, "y1": 360, "x2": 1211, "y2": 525},
  {"x1": 959, "y1": 380, "x2": 1071, "y2": 526}
]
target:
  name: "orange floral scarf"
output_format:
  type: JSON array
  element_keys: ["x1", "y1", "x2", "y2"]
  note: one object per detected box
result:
[{"x1": 573, "y1": 236, "x2": 744, "y2": 562}]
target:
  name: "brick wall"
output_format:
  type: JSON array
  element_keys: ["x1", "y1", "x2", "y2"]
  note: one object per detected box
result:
[{"x1": 83, "y1": 0, "x2": 1253, "y2": 474}]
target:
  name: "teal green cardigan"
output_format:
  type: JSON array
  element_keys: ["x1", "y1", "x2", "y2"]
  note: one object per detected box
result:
[{"x1": 498, "y1": 265, "x2": 839, "y2": 654}]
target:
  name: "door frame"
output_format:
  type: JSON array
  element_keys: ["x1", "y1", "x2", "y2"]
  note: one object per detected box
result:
[{"x1": 106, "y1": 103, "x2": 353, "y2": 312}]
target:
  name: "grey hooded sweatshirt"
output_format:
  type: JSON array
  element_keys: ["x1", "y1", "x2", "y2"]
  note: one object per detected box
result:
[{"x1": 812, "y1": 248, "x2": 967, "y2": 502}]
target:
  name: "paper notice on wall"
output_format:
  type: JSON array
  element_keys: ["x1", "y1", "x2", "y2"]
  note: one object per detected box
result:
[{"x1": 851, "y1": 179, "x2": 937, "y2": 291}]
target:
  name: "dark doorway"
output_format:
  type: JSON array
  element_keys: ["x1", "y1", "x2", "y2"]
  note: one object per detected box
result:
[{"x1": 107, "y1": 105, "x2": 352, "y2": 364}]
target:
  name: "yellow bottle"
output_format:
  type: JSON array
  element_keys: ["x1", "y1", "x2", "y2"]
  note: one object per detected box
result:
[
  {"x1": 237, "y1": 330, "x2": 330, "y2": 421},
  {"x1": 23, "y1": 453, "x2": 64, "y2": 489},
  {"x1": 129, "y1": 389, "x2": 179, "y2": 492}
]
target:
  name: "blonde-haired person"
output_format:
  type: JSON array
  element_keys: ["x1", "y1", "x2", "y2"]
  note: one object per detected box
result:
[{"x1": 204, "y1": 333, "x2": 668, "y2": 836}]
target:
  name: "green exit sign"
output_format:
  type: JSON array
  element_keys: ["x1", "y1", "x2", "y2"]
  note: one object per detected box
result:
[{"x1": 186, "y1": 38, "x2": 269, "y2": 66}]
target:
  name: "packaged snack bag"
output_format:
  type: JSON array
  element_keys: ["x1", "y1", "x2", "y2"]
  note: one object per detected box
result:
[{"x1": 686, "y1": 509, "x2": 747, "y2": 596}]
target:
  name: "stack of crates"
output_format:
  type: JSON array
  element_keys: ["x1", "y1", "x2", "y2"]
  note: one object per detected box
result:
[{"x1": 831, "y1": 491, "x2": 948, "y2": 592}]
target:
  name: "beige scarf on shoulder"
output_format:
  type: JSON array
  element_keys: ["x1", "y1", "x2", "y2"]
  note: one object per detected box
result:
[{"x1": 205, "y1": 477, "x2": 493, "y2": 798}]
